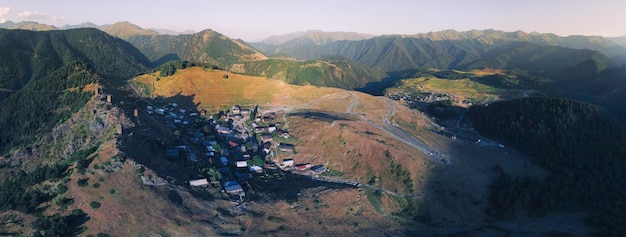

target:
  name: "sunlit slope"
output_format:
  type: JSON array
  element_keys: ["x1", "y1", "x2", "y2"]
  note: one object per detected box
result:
[{"x1": 132, "y1": 67, "x2": 344, "y2": 110}]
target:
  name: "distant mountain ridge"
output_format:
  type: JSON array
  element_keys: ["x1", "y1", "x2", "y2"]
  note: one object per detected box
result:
[
  {"x1": 149, "y1": 28, "x2": 196, "y2": 35},
  {"x1": 1, "y1": 20, "x2": 186, "y2": 39},
  {"x1": 407, "y1": 29, "x2": 626, "y2": 59},
  {"x1": 62, "y1": 21, "x2": 159, "y2": 40},
  {"x1": 264, "y1": 34, "x2": 610, "y2": 79},
  {"x1": 258, "y1": 30, "x2": 375, "y2": 45},
  {"x1": 0, "y1": 20, "x2": 56, "y2": 31},
  {"x1": 252, "y1": 30, "x2": 376, "y2": 56},
  {"x1": 609, "y1": 35, "x2": 626, "y2": 48},
  {"x1": 126, "y1": 29, "x2": 268, "y2": 68}
]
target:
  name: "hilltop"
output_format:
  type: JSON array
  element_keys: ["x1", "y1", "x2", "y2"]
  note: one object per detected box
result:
[
  {"x1": 258, "y1": 30, "x2": 374, "y2": 45},
  {"x1": 126, "y1": 29, "x2": 268, "y2": 68},
  {"x1": 253, "y1": 30, "x2": 375, "y2": 55},
  {"x1": 0, "y1": 20, "x2": 57, "y2": 31},
  {"x1": 97, "y1": 21, "x2": 159, "y2": 39},
  {"x1": 2, "y1": 20, "x2": 178, "y2": 39}
]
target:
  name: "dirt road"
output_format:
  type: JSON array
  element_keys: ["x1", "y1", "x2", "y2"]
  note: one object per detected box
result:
[{"x1": 348, "y1": 93, "x2": 450, "y2": 165}]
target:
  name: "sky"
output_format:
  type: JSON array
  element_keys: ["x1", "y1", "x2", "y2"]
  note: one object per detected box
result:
[{"x1": 0, "y1": 0, "x2": 625, "y2": 41}]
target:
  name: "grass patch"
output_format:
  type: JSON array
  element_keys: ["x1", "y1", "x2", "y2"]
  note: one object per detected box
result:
[
  {"x1": 131, "y1": 81, "x2": 152, "y2": 97},
  {"x1": 364, "y1": 189, "x2": 385, "y2": 214},
  {"x1": 320, "y1": 168, "x2": 344, "y2": 177}
]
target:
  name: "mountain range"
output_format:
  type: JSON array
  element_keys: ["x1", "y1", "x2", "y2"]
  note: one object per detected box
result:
[
  {"x1": 1, "y1": 20, "x2": 625, "y2": 102},
  {"x1": 2, "y1": 20, "x2": 626, "y2": 105},
  {"x1": 1, "y1": 20, "x2": 626, "y2": 236}
]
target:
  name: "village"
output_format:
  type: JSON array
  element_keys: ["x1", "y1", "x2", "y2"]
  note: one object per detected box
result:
[{"x1": 137, "y1": 101, "x2": 329, "y2": 203}]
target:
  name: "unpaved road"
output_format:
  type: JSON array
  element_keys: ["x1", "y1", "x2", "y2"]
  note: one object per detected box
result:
[{"x1": 348, "y1": 93, "x2": 449, "y2": 165}]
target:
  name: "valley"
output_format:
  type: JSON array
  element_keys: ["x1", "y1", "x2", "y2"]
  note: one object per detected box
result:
[{"x1": 0, "y1": 21, "x2": 624, "y2": 236}]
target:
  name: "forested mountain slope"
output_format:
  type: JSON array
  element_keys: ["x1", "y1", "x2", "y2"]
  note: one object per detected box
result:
[
  {"x1": 0, "y1": 28, "x2": 150, "y2": 153},
  {"x1": 408, "y1": 29, "x2": 626, "y2": 59},
  {"x1": 252, "y1": 30, "x2": 375, "y2": 54},
  {"x1": 257, "y1": 35, "x2": 611, "y2": 79},
  {"x1": 126, "y1": 29, "x2": 267, "y2": 68},
  {"x1": 0, "y1": 28, "x2": 149, "y2": 99},
  {"x1": 467, "y1": 97, "x2": 626, "y2": 236},
  {"x1": 233, "y1": 57, "x2": 385, "y2": 90}
]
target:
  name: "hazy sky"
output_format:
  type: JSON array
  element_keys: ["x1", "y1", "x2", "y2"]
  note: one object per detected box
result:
[{"x1": 1, "y1": 0, "x2": 625, "y2": 41}]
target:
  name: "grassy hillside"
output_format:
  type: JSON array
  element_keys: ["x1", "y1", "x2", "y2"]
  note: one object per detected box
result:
[
  {"x1": 133, "y1": 67, "x2": 343, "y2": 110},
  {"x1": 99, "y1": 21, "x2": 159, "y2": 40},
  {"x1": 385, "y1": 68, "x2": 551, "y2": 104},
  {"x1": 126, "y1": 29, "x2": 267, "y2": 68},
  {"x1": 233, "y1": 57, "x2": 385, "y2": 90}
]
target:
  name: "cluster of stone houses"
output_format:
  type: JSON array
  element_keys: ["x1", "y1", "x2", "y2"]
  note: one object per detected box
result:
[{"x1": 143, "y1": 101, "x2": 328, "y2": 202}]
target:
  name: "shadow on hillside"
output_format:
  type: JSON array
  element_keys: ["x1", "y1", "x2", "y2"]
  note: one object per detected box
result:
[
  {"x1": 356, "y1": 69, "x2": 425, "y2": 96},
  {"x1": 247, "y1": 172, "x2": 355, "y2": 203},
  {"x1": 152, "y1": 53, "x2": 182, "y2": 67},
  {"x1": 287, "y1": 110, "x2": 356, "y2": 123},
  {"x1": 99, "y1": 77, "x2": 201, "y2": 184},
  {"x1": 102, "y1": 80, "x2": 356, "y2": 205}
]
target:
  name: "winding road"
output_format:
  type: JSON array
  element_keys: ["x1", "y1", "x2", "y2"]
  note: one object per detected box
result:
[{"x1": 348, "y1": 93, "x2": 449, "y2": 165}]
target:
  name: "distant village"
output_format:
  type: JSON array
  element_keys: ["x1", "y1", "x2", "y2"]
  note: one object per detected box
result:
[
  {"x1": 142, "y1": 102, "x2": 327, "y2": 203},
  {"x1": 387, "y1": 91, "x2": 473, "y2": 109},
  {"x1": 387, "y1": 91, "x2": 482, "y2": 144}
]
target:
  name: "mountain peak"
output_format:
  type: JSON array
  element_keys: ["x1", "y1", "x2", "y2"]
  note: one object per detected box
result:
[
  {"x1": 0, "y1": 20, "x2": 57, "y2": 31},
  {"x1": 258, "y1": 30, "x2": 374, "y2": 45},
  {"x1": 100, "y1": 21, "x2": 159, "y2": 39}
]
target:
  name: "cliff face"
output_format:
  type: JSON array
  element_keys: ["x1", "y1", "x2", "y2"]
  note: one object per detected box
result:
[{"x1": 3, "y1": 89, "x2": 133, "y2": 171}]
